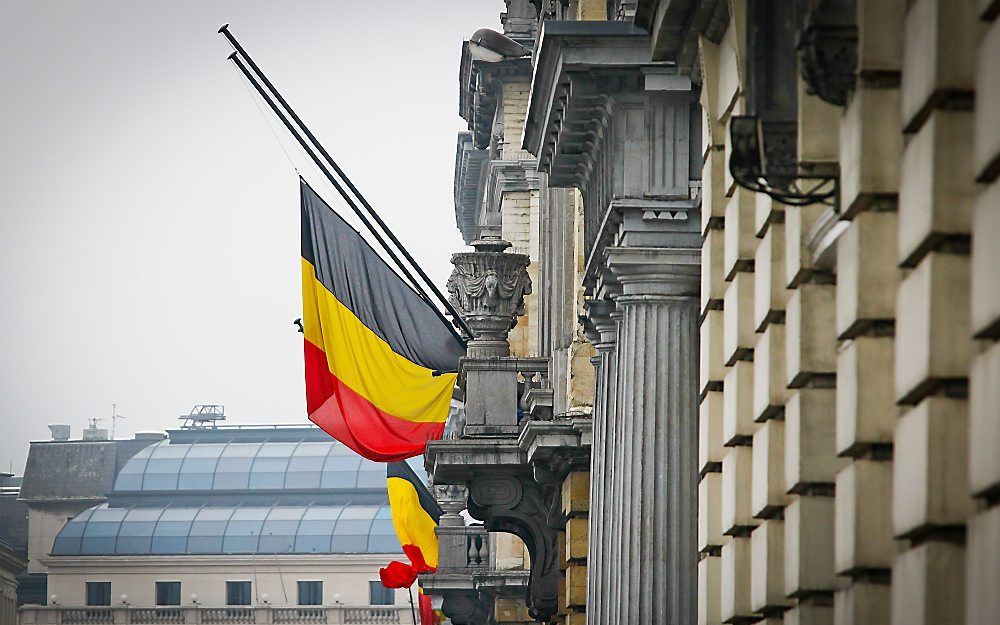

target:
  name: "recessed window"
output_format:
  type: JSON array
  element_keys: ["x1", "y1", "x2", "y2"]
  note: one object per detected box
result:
[
  {"x1": 86, "y1": 582, "x2": 111, "y2": 606},
  {"x1": 368, "y1": 581, "x2": 394, "y2": 606},
  {"x1": 297, "y1": 581, "x2": 322, "y2": 606},
  {"x1": 226, "y1": 581, "x2": 252, "y2": 606},
  {"x1": 155, "y1": 581, "x2": 181, "y2": 606}
]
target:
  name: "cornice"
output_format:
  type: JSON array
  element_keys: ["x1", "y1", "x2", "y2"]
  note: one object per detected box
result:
[
  {"x1": 523, "y1": 20, "x2": 669, "y2": 157},
  {"x1": 483, "y1": 158, "x2": 540, "y2": 215}
]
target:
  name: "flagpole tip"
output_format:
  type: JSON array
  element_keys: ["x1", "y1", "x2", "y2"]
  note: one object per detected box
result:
[
  {"x1": 218, "y1": 23, "x2": 229, "y2": 34},
  {"x1": 227, "y1": 51, "x2": 238, "y2": 61}
]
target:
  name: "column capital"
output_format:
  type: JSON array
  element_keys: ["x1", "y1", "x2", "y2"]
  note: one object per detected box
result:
[
  {"x1": 605, "y1": 246, "x2": 700, "y2": 297},
  {"x1": 583, "y1": 298, "x2": 618, "y2": 348}
]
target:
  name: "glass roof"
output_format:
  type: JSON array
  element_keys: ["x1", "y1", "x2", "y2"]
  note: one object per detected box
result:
[
  {"x1": 51, "y1": 503, "x2": 400, "y2": 556},
  {"x1": 113, "y1": 441, "x2": 409, "y2": 492}
]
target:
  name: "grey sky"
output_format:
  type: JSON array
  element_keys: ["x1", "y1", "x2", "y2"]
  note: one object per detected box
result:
[{"x1": 0, "y1": 1, "x2": 499, "y2": 474}]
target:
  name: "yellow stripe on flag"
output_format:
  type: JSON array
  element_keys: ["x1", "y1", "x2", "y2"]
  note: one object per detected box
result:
[
  {"x1": 387, "y1": 475, "x2": 439, "y2": 568},
  {"x1": 301, "y1": 259, "x2": 456, "y2": 423}
]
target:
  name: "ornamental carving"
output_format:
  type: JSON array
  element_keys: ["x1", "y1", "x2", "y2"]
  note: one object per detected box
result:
[
  {"x1": 448, "y1": 237, "x2": 532, "y2": 350},
  {"x1": 470, "y1": 476, "x2": 523, "y2": 508}
]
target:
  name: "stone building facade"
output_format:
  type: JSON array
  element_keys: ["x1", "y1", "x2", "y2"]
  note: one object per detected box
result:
[{"x1": 431, "y1": 1, "x2": 998, "y2": 625}]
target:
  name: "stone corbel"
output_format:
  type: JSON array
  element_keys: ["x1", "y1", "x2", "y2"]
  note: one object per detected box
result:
[
  {"x1": 519, "y1": 417, "x2": 593, "y2": 529},
  {"x1": 466, "y1": 475, "x2": 560, "y2": 622}
]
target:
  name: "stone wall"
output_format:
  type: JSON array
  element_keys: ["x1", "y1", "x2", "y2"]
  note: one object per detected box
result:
[{"x1": 696, "y1": 1, "x2": 999, "y2": 624}]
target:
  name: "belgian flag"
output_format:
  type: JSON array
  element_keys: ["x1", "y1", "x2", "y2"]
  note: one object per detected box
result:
[
  {"x1": 380, "y1": 461, "x2": 443, "y2": 588},
  {"x1": 300, "y1": 179, "x2": 464, "y2": 461}
]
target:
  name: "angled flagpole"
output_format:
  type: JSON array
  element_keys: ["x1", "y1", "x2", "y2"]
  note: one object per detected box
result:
[
  {"x1": 227, "y1": 52, "x2": 469, "y2": 348},
  {"x1": 220, "y1": 24, "x2": 474, "y2": 341}
]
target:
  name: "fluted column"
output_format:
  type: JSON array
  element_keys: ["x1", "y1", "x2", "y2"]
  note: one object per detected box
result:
[
  {"x1": 583, "y1": 298, "x2": 618, "y2": 625},
  {"x1": 607, "y1": 246, "x2": 700, "y2": 625},
  {"x1": 607, "y1": 306, "x2": 627, "y2": 625}
]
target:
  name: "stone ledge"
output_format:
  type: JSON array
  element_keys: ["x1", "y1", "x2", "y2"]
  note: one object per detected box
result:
[{"x1": 425, "y1": 438, "x2": 527, "y2": 485}]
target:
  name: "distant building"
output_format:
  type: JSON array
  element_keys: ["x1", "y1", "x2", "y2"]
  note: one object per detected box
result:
[
  {"x1": 17, "y1": 424, "x2": 163, "y2": 606},
  {"x1": 1, "y1": 538, "x2": 26, "y2": 625},
  {"x1": 18, "y1": 424, "x2": 418, "y2": 625},
  {"x1": 0, "y1": 472, "x2": 28, "y2": 558}
]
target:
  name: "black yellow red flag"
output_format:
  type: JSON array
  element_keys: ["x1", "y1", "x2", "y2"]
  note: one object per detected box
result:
[
  {"x1": 379, "y1": 460, "x2": 443, "y2": 588},
  {"x1": 300, "y1": 179, "x2": 464, "y2": 461}
]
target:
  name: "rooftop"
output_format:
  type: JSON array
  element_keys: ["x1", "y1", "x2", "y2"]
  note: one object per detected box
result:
[{"x1": 50, "y1": 502, "x2": 400, "y2": 556}]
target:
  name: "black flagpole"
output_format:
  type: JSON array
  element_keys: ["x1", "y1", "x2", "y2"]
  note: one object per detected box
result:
[
  {"x1": 408, "y1": 586, "x2": 418, "y2": 624},
  {"x1": 227, "y1": 52, "x2": 469, "y2": 348},
  {"x1": 220, "y1": 24, "x2": 474, "y2": 341}
]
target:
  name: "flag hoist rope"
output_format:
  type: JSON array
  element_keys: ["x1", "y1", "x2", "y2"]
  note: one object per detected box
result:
[{"x1": 220, "y1": 24, "x2": 474, "y2": 345}]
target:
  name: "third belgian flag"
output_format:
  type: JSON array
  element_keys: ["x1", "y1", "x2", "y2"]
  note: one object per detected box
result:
[{"x1": 300, "y1": 179, "x2": 464, "y2": 461}]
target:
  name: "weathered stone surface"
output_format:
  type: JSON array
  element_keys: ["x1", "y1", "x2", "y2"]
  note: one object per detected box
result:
[
  {"x1": 894, "y1": 252, "x2": 971, "y2": 405},
  {"x1": 786, "y1": 388, "x2": 843, "y2": 491},
  {"x1": 891, "y1": 541, "x2": 966, "y2": 625},
  {"x1": 966, "y1": 506, "x2": 1000, "y2": 625},
  {"x1": 751, "y1": 519, "x2": 792, "y2": 611},
  {"x1": 969, "y1": 338, "x2": 1000, "y2": 498},
  {"x1": 836, "y1": 461, "x2": 894, "y2": 574},
  {"x1": 898, "y1": 110, "x2": 975, "y2": 266},
  {"x1": 785, "y1": 496, "x2": 837, "y2": 597},
  {"x1": 893, "y1": 397, "x2": 971, "y2": 536}
]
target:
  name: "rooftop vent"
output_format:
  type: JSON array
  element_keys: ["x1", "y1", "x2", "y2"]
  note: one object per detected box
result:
[{"x1": 48, "y1": 424, "x2": 71, "y2": 441}]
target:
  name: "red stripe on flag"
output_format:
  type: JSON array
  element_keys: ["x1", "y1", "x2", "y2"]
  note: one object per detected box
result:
[{"x1": 304, "y1": 339, "x2": 445, "y2": 462}]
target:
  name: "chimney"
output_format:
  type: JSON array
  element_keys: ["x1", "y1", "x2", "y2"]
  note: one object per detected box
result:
[{"x1": 48, "y1": 424, "x2": 71, "y2": 441}]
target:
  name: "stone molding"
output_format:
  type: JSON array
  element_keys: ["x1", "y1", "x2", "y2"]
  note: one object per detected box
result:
[{"x1": 484, "y1": 158, "x2": 541, "y2": 217}]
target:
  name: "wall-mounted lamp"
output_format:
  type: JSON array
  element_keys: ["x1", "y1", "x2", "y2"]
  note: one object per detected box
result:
[
  {"x1": 49, "y1": 595, "x2": 58, "y2": 606},
  {"x1": 120, "y1": 594, "x2": 129, "y2": 606},
  {"x1": 190, "y1": 593, "x2": 199, "y2": 605},
  {"x1": 261, "y1": 593, "x2": 270, "y2": 605},
  {"x1": 333, "y1": 592, "x2": 342, "y2": 605},
  {"x1": 729, "y1": 115, "x2": 837, "y2": 207}
]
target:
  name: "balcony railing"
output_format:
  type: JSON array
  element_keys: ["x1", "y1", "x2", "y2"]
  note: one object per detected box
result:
[
  {"x1": 130, "y1": 609, "x2": 184, "y2": 624},
  {"x1": 59, "y1": 609, "x2": 114, "y2": 624},
  {"x1": 201, "y1": 608, "x2": 254, "y2": 624},
  {"x1": 19, "y1": 605, "x2": 410, "y2": 625}
]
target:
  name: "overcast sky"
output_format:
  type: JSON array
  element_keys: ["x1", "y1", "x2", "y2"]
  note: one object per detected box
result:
[{"x1": 0, "y1": 1, "x2": 499, "y2": 474}]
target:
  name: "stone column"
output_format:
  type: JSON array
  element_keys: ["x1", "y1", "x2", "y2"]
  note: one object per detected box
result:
[
  {"x1": 582, "y1": 297, "x2": 618, "y2": 625},
  {"x1": 606, "y1": 246, "x2": 700, "y2": 625}
]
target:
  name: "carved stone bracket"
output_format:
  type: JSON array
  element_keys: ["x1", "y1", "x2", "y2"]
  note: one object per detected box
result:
[
  {"x1": 466, "y1": 475, "x2": 560, "y2": 622},
  {"x1": 519, "y1": 417, "x2": 593, "y2": 529}
]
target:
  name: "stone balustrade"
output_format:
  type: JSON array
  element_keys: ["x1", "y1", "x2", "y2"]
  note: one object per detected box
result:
[{"x1": 18, "y1": 605, "x2": 409, "y2": 625}]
